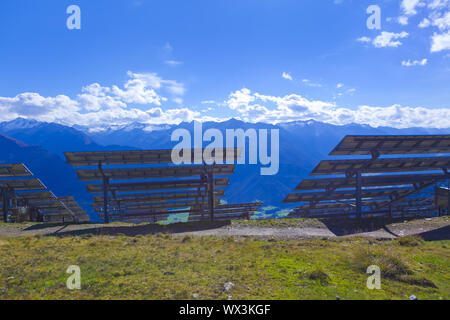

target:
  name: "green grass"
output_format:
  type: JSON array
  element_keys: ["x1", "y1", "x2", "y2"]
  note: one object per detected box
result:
[{"x1": 0, "y1": 234, "x2": 448, "y2": 300}]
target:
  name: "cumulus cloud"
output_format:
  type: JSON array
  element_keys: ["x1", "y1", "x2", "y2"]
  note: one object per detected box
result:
[
  {"x1": 1, "y1": 74, "x2": 449, "y2": 129},
  {"x1": 401, "y1": 0, "x2": 424, "y2": 16},
  {"x1": 164, "y1": 60, "x2": 183, "y2": 66},
  {"x1": 419, "y1": 18, "x2": 431, "y2": 27},
  {"x1": 415, "y1": 0, "x2": 450, "y2": 52},
  {"x1": 223, "y1": 88, "x2": 450, "y2": 129},
  {"x1": 282, "y1": 72, "x2": 293, "y2": 80},
  {"x1": 301, "y1": 79, "x2": 322, "y2": 87},
  {"x1": 357, "y1": 36, "x2": 371, "y2": 43},
  {"x1": 0, "y1": 71, "x2": 194, "y2": 128},
  {"x1": 398, "y1": 15, "x2": 409, "y2": 25},
  {"x1": 373, "y1": 31, "x2": 409, "y2": 48},
  {"x1": 431, "y1": 30, "x2": 450, "y2": 51},
  {"x1": 401, "y1": 58, "x2": 428, "y2": 66}
]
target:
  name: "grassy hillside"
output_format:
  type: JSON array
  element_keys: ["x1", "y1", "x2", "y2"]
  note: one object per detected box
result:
[{"x1": 0, "y1": 233, "x2": 448, "y2": 300}]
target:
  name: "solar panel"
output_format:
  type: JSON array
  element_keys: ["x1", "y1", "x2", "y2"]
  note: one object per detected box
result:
[
  {"x1": 296, "y1": 173, "x2": 450, "y2": 191},
  {"x1": 99, "y1": 202, "x2": 262, "y2": 219},
  {"x1": 65, "y1": 148, "x2": 243, "y2": 166},
  {"x1": 30, "y1": 202, "x2": 66, "y2": 210},
  {"x1": 214, "y1": 202, "x2": 263, "y2": 210},
  {"x1": 311, "y1": 157, "x2": 450, "y2": 175},
  {"x1": 86, "y1": 178, "x2": 229, "y2": 194},
  {"x1": 296, "y1": 197, "x2": 433, "y2": 211},
  {"x1": 188, "y1": 213, "x2": 249, "y2": 222},
  {"x1": 93, "y1": 199, "x2": 218, "y2": 211},
  {"x1": 283, "y1": 187, "x2": 414, "y2": 203},
  {"x1": 65, "y1": 147, "x2": 261, "y2": 224},
  {"x1": 58, "y1": 197, "x2": 90, "y2": 221},
  {"x1": 0, "y1": 179, "x2": 46, "y2": 191},
  {"x1": 330, "y1": 135, "x2": 450, "y2": 156},
  {"x1": 103, "y1": 210, "x2": 256, "y2": 221},
  {"x1": 187, "y1": 204, "x2": 262, "y2": 216},
  {"x1": 0, "y1": 164, "x2": 32, "y2": 178},
  {"x1": 14, "y1": 191, "x2": 55, "y2": 201},
  {"x1": 93, "y1": 189, "x2": 225, "y2": 204},
  {"x1": 103, "y1": 214, "x2": 168, "y2": 223},
  {"x1": 76, "y1": 164, "x2": 235, "y2": 181}
]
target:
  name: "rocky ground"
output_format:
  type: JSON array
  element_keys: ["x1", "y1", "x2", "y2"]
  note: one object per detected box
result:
[{"x1": 0, "y1": 216, "x2": 448, "y2": 241}]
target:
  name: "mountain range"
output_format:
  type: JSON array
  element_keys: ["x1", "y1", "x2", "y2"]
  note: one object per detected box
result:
[{"x1": 1, "y1": 118, "x2": 449, "y2": 221}]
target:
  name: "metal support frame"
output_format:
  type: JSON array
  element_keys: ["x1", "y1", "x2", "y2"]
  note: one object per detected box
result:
[
  {"x1": 355, "y1": 170, "x2": 362, "y2": 218},
  {"x1": 305, "y1": 147, "x2": 449, "y2": 218},
  {"x1": 207, "y1": 164, "x2": 216, "y2": 222},
  {"x1": 1, "y1": 187, "x2": 9, "y2": 222},
  {"x1": 312, "y1": 150, "x2": 380, "y2": 206},
  {"x1": 448, "y1": 178, "x2": 450, "y2": 215},
  {"x1": 103, "y1": 176, "x2": 110, "y2": 224},
  {"x1": 98, "y1": 161, "x2": 111, "y2": 224},
  {"x1": 58, "y1": 199, "x2": 79, "y2": 224}
]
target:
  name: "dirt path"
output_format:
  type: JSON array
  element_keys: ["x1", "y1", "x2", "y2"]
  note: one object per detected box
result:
[{"x1": 0, "y1": 216, "x2": 448, "y2": 240}]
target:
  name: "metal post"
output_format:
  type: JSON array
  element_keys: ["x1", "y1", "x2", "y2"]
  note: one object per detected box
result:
[
  {"x1": 118, "y1": 201, "x2": 124, "y2": 222},
  {"x1": 447, "y1": 179, "x2": 450, "y2": 215},
  {"x1": 98, "y1": 161, "x2": 110, "y2": 224},
  {"x1": 2, "y1": 188, "x2": 8, "y2": 223},
  {"x1": 355, "y1": 170, "x2": 362, "y2": 219},
  {"x1": 207, "y1": 168, "x2": 215, "y2": 222},
  {"x1": 103, "y1": 177, "x2": 110, "y2": 224}
]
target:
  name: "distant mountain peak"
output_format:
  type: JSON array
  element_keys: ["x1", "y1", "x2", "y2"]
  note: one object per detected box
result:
[{"x1": 0, "y1": 117, "x2": 40, "y2": 131}]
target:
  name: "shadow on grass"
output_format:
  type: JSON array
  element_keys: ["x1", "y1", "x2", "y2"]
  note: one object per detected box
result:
[
  {"x1": 24, "y1": 223, "x2": 72, "y2": 231},
  {"x1": 321, "y1": 217, "x2": 412, "y2": 237},
  {"x1": 419, "y1": 225, "x2": 450, "y2": 241},
  {"x1": 51, "y1": 220, "x2": 231, "y2": 237}
]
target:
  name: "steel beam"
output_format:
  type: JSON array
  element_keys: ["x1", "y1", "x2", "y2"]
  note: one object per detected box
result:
[
  {"x1": 1, "y1": 188, "x2": 9, "y2": 222},
  {"x1": 355, "y1": 171, "x2": 362, "y2": 218}
]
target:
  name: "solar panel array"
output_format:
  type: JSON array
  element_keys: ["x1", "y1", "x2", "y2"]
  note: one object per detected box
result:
[
  {"x1": 283, "y1": 135, "x2": 450, "y2": 219},
  {"x1": 330, "y1": 135, "x2": 450, "y2": 156},
  {"x1": 0, "y1": 163, "x2": 88, "y2": 223},
  {"x1": 0, "y1": 164, "x2": 33, "y2": 178},
  {"x1": 65, "y1": 148, "x2": 262, "y2": 223}
]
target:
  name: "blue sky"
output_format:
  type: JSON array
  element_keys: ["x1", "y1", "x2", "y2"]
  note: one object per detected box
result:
[{"x1": 0, "y1": 0, "x2": 449, "y2": 129}]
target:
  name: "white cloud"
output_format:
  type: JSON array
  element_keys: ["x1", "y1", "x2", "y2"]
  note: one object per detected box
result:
[
  {"x1": 431, "y1": 30, "x2": 450, "y2": 52},
  {"x1": 357, "y1": 36, "x2": 371, "y2": 43},
  {"x1": 223, "y1": 88, "x2": 450, "y2": 129},
  {"x1": 301, "y1": 79, "x2": 322, "y2": 87},
  {"x1": 337, "y1": 83, "x2": 344, "y2": 88},
  {"x1": 401, "y1": 0, "x2": 424, "y2": 16},
  {"x1": 282, "y1": 72, "x2": 293, "y2": 81},
  {"x1": 431, "y1": 11, "x2": 450, "y2": 30},
  {"x1": 0, "y1": 93, "x2": 80, "y2": 122},
  {"x1": 165, "y1": 60, "x2": 183, "y2": 66},
  {"x1": 1, "y1": 82, "x2": 449, "y2": 129},
  {"x1": 401, "y1": 58, "x2": 428, "y2": 66},
  {"x1": 419, "y1": 18, "x2": 431, "y2": 27},
  {"x1": 398, "y1": 16, "x2": 409, "y2": 25},
  {"x1": 201, "y1": 100, "x2": 216, "y2": 105},
  {"x1": 0, "y1": 72, "x2": 194, "y2": 128},
  {"x1": 428, "y1": 0, "x2": 449, "y2": 10},
  {"x1": 373, "y1": 31, "x2": 409, "y2": 48}
]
